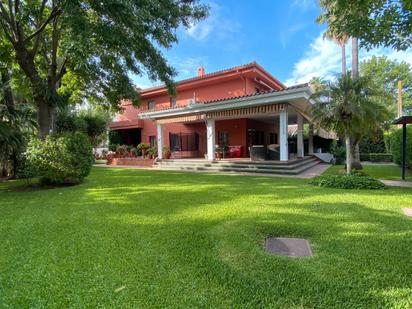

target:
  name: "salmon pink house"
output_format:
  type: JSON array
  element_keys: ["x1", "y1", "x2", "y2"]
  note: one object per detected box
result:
[{"x1": 110, "y1": 62, "x2": 331, "y2": 162}]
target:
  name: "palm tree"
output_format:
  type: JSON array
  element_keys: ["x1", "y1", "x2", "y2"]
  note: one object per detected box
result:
[
  {"x1": 310, "y1": 74, "x2": 389, "y2": 174},
  {"x1": 323, "y1": 28, "x2": 349, "y2": 76},
  {"x1": 0, "y1": 70, "x2": 37, "y2": 177}
]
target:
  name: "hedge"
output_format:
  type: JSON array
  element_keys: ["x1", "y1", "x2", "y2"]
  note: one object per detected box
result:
[
  {"x1": 310, "y1": 173, "x2": 385, "y2": 190},
  {"x1": 390, "y1": 126, "x2": 412, "y2": 169},
  {"x1": 369, "y1": 153, "x2": 393, "y2": 162}
]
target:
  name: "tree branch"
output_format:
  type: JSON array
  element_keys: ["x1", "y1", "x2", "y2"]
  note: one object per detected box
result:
[
  {"x1": 24, "y1": 6, "x2": 62, "y2": 43},
  {"x1": 31, "y1": 0, "x2": 48, "y2": 56},
  {"x1": 55, "y1": 58, "x2": 67, "y2": 82}
]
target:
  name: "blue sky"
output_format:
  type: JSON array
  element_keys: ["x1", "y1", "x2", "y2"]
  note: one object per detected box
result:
[{"x1": 132, "y1": 0, "x2": 412, "y2": 88}]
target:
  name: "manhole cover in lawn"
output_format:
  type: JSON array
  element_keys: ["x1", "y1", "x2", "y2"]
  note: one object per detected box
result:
[
  {"x1": 265, "y1": 237, "x2": 313, "y2": 257},
  {"x1": 403, "y1": 208, "x2": 412, "y2": 217}
]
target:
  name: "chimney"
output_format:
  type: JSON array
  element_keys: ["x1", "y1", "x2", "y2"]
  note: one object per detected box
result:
[{"x1": 197, "y1": 66, "x2": 205, "y2": 77}]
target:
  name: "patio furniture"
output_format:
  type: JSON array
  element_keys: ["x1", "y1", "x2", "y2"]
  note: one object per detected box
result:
[
  {"x1": 228, "y1": 145, "x2": 243, "y2": 158},
  {"x1": 249, "y1": 145, "x2": 266, "y2": 161},
  {"x1": 267, "y1": 144, "x2": 280, "y2": 160}
]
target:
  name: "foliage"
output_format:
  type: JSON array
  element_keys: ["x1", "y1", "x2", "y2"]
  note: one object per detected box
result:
[
  {"x1": 0, "y1": 1, "x2": 208, "y2": 137},
  {"x1": 310, "y1": 74, "x2": 389, "y2": 173},
  {"x1": 317, "y1": 0, "x2": 412, "y2": 51},
  {"x1": 369, "y1": 153, "x2": 393, "y2": 163},
  {"x1": 329, "y1": 140, "x2": 346, "y2": 164},
  {"x1": 130, "y1": 147, "x2": 139, "y2": 157},
  {"x1": 78, "y1": 109, "x2": 110, "y2": 148},
  {"x1": 147, "y1": 147, "x2": 157, "y2": 158},
  {"x1": 361, "y1": 56, "x2": 412, "y2": 116},
  {"x1": 56, "y1": 108, "x2": 110, "y2": 148},
  {"x1": 310, "y1": 173, "x2": 385, "y2": 190},
  {"x1": 25, "y1": 132, "x2": 94, "y2": 184},
  {"x1": 137, "y1": 143, "x2": 151, "y2": 152},
  {"x1": 0, "y1": 103, "x2": 37, "y2": 177},
  {"x1": 2, "y1": 168, "x2": 412, "y2": 307},
  {"x1": 326, "y1": 163, "x2": 412, "y2": 180},
  {"x1": 390, "y1": 126, "x2": 412, "y2": 169},
  {"x1": 108, "y1": 130, "x2": 122, "y2": 151},
  {"x1": 116, "y1": 145, "x2": 129, "y2": 157},
  {"x1": 359, "y1": 132, "x2": 386, "y2": 154}
]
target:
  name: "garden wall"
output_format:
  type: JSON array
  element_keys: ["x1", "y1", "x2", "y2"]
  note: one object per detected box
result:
[{"x1": 107, "y1": 157, "x2": 154, "y2": 167}]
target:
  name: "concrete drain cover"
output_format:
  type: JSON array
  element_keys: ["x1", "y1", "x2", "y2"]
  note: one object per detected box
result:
[
  {"x1": 403, "y1": 208, "x2": 412, "y2": 217},
  {"x1": 265, "y1": 237, "x2": 313, "y2": 257}
]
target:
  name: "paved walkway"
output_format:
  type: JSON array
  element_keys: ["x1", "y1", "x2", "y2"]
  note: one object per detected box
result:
[{"x1": 381, "y1": 180, "x2": 412, "y2": 188}]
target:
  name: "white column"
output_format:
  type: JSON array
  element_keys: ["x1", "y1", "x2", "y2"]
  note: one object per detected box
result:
[
  {"x1": 297, "y1": 113, "x2": 304, "y2": 158},
  {"x1": 156, "y1": 123, "x2": 163, "y2": 160},
  {"x1": 308, "y1": 124, "x2": 314, "y2": 154},
  {"x1": 279, "y1": 109, "x2": 288, "y2": 161},
  {"x1": 206, "y1": 118, "x2": 216, "y2": 161}
]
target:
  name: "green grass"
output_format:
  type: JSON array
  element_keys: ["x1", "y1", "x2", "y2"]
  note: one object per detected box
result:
[
  {"x1": 325, "y1": 164, "x2": 412, "y2": 181},
  {"x1": 1, "y1": 168, "x2": 412, "y2": 308}
]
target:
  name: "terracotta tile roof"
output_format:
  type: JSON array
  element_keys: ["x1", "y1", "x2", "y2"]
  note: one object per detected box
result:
[
  {"x1": 201, "y1": 83, "x2": 310, "y2": 104},
  {"x1": 140, "y1": 61, "x2": 285, "y2": 94},
  {"x1": 141, "y1": 83, "x2": 310, "y2": 113}
]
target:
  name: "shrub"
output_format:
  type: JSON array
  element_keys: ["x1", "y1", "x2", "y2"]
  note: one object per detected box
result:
[
  {"x1": 369, "y1": 153, "x2": 393, "y2": 162},
  {"x1": 360, "y1": 153, "x2": 369, "y2": 161},
  {"x1": 330, "y1": 141, "x2": 346, "y2": 164},
  {"x1": 309, "y1": 173, "x2": 385, "y2": 190},
  {"x1": 390, "y1": 126, "x2": 412, "y2": 169},
  {"x1": 147, "y1": 146, "x2": 157, "y2": 158},
  {"x1": 136, "y1": 143, "x2": 150, "y2": 152},
  {"x1": 116, "y1": 144, "x2": 128, "y2": 156},
  {"x1": 25, "y1": 132, "x2": 94, "y2": 184},
  {"x1": 130, "y1": 147, "x2": 139, "y2": 157},
  {"x1": 359, "y1": 133, "x2": 386, "y2": 154}
]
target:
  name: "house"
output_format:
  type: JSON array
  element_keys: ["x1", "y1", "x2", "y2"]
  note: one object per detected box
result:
[{"x1": 110, "y1": 62, "x2": 332, "y2": 162}]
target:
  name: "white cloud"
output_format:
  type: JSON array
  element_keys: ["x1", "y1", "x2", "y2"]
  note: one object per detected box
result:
[
  {"x1": 185, "y1": 1, "x2": 241, "y2": 42},
  {"x1": 286, "y1": 31, "x2": 412, "y2": 86}
]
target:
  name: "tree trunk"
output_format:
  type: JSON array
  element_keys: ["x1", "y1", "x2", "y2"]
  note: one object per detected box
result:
[
  {"x1": 345, "y1": 134, "x2": 353, "y2": 174},
  {"x1": 351, "y1": 37, "x2": 359, "y2": 79},
  {"x1": 0, "y1": 69, "x2": 15, "y2": 111},
  {"x1": 341, "y1": 43, "x2": 346, "y2": 76},
  {"x1": 351, "y1": 37, "x2": 361, "y2": 164},
  {"x1": 36, "y1": 99, "x2": 54, "y2": 139}
]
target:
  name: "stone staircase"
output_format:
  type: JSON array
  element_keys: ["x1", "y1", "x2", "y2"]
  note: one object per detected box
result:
[{"x1": 154, "y1": 156, "x2": 321, "y2": 176}]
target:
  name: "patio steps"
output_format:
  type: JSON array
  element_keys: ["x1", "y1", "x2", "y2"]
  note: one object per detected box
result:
[{"x1": 155, "y1": 156, "x2": 321, "y2": 176}]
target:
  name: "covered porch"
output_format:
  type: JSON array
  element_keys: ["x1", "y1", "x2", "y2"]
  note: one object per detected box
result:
[{"x1": 139, "y1": 85, "x2": 331, "y2": 162}]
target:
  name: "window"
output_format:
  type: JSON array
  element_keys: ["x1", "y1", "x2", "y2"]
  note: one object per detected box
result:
[
  {"x1": 148, "y1": 100, "x2": 156, "y2": 110},
  {"x1": 218, "y1": 131, "x2": 229, "y2": 146},
  {"x1": 170, "y1": 97, "x2": 177, "y2": 108},
  {"x1": 169, "y1": 133, "x2": 199, "y2": 152},
  {"x1": 269, "y1": 133, "x2": 278, "y2": 144},
  {"x1": 149, "y1": 136, "x2": 156, "y2": 147}
]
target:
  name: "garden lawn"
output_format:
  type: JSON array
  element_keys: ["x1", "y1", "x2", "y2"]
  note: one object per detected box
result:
[
  {"x1": 1, "y1": 167, "x2": 412, "y2": 308},
  {"x1": 325, "y1": 164, "x2": 412, "y2": 181}
]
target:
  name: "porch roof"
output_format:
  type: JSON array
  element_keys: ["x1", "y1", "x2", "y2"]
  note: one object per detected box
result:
[{"x1": 139, "y1": 83, "x2": 312, "y2": 120}]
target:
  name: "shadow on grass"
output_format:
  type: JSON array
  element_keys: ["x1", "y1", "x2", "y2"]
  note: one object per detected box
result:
[{"x1": 1, "y1": 167, "x2": 412, "y2": 307}]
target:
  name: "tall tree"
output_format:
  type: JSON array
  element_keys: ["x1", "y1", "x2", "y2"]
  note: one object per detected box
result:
[
  {"x1": 310, "y1": 74, "x2": 389, "y2": 174},
  {"x1": 0, "y1": 1, "x2": 208, "y2": 138},
  {"x1": 318, "y1": 0, "x2": 412, "y2": 51},
  {"x1": 361, "y1": 55, "x2": 412, "y2": 116}
]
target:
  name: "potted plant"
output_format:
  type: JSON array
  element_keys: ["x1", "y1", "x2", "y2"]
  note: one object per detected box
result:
[
  {"x1": 136, "y1": 143, "x2": 150, "y2": 157},
  {"x1": 163, "y1": 147, "x2": 171, "y2": 159},
  {"x1": 147, "y1": 146, "x2": 157, "y2": 159}
]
